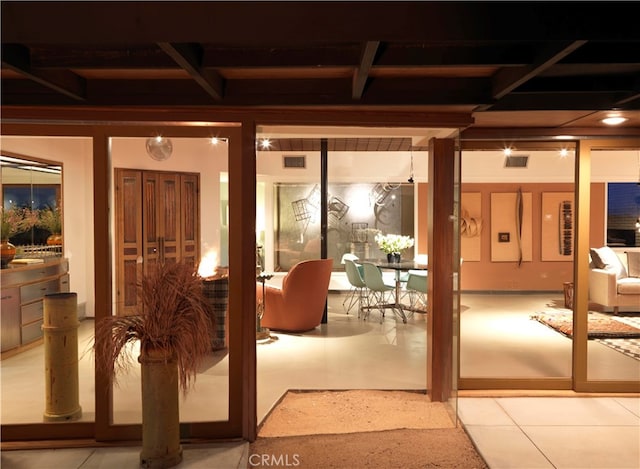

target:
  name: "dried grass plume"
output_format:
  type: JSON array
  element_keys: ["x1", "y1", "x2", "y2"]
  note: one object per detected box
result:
[{"x1": 94, "y1": 261, "x2": 214, "y2": 394}]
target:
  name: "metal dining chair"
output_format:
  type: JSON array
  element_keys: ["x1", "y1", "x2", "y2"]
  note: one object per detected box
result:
[
  {"x1": 343, "y1": 258, "x2": 367, "y2": 317},
  {"x1": 361, "y1": 262, "x2": 399, "y2": 323},
  {"x1": 406, "y1": 271, "x2": 428, "y2": 313}
]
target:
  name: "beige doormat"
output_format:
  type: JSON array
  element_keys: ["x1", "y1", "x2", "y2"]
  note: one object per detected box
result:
[{"x1": 249, "y1": 390, "x2": 488, "y2": 468}]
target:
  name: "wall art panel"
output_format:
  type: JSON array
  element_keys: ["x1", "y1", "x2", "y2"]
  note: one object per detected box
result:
[
  {"x1": 541, "y1": 192, "x2": 574, "y2": 261},
  {"x1": 490, "y1": 191, "x2": 532, "y2": 263},
  {"x1": 461, "y1": 192, "x2": 482, "y2": 262}
]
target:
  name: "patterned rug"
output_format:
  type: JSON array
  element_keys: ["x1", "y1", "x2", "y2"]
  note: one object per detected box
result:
[
  {"x1": 531, "y1": 311, "x2": 640, "y2": 339},
  {"x1": 531, "y1": 311, "x2": 640, "y2": 361},
  {"x1": 595, "y1": 338, "x2": 640, "y2": 361}
]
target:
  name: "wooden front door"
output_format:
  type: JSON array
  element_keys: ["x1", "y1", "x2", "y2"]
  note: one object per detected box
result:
[{"x1": 115, "y1": 169, "x2": 200, "y2": 316}]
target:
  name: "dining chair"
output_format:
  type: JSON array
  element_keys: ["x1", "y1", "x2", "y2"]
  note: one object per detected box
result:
[
  {"x1": 361, "y1": 262, "x2": 399, "y2": 323},
  {"x1": 406, "y1": 271, "x2": 427, "y2": 313},
  {"x1": 343, "y1": 258, "x2": 367, "y2": 317}
]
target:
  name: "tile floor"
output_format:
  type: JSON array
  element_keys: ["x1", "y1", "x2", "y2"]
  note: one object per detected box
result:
[
  {"x1": 2, "y1": 291, "x2": 639, "y2": 468},
  {"x1": 3, "y1": 396, "x2": 639, "y2": 468}
]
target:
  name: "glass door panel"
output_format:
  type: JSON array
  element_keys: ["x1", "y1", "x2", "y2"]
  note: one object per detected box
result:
[
  {"x1": 110, "y1": 136, "x2": 230, "y2": 424},
  {"x1": 1, "y1": 136, "x2": 94, "y2": 428},
  {"x1": 587, "y1": 148, "x2": 640, "y2": 382},
  {"x1": 459, "y1": 148, "x2": 575, "y2": 381}
]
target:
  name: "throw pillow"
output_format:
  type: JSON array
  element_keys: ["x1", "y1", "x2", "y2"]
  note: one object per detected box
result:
[
  {"x1": 590, "y1": 248, "x2": 606, "y2": 269},
  {"x1": 627, "y1": 251, "x2": 640, "y2": 278},
  {"x1": 590, "y1": 246, "x2": 628, "y2": 279}
]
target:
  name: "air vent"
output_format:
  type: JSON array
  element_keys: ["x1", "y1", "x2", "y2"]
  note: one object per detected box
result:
[
  {"x1": 283, "y1": 155, "x2": 306, "y2": 168},
  {"x1": 504, "y1": 155, "x2": 529, "y2": 168}
]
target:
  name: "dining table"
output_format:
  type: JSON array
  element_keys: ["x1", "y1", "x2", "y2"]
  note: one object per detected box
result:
[{"x1": 367, "y1": 259, "x2": 428, "y2": 321}]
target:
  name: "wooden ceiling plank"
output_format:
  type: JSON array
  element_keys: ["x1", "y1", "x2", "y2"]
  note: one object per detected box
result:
[
  {"x1": 489, "y1": 91, "x2": 639, "y2": 112},
  {"x1": 2, "y1": 44, "x2": 86, "y2": 102},
  {"x1": 30, "y1": 46, "x2": 176, "y2": 69},
  {"x1": 376, "y1": 43, "x2": 532, "y2": 67},
  {"x1": 203, "y1": 45, "x2": 360, "y2": 68},
  {"x1": 157, "y1": 42, "x2": 223, "y2": 101},
  {"x1": 5, "y1": 3, "x2": 640, "y2": 44},
  {"x1": 352, "y1": 41, "x2": 380, "y2": 99}
]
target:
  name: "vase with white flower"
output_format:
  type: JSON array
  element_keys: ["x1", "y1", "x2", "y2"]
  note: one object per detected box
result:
[{"x1": 374, "y1": 233, "x2": 415, "y2": 263}]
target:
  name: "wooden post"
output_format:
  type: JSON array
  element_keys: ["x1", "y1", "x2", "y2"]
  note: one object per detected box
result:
[{"x1": 427, "y1": 138, "x2": 455, "y2": 402}]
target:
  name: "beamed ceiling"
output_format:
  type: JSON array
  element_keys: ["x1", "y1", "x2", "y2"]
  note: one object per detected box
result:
[{"x1": 2, "y1": 1, "x2": 640, "y2": 136}]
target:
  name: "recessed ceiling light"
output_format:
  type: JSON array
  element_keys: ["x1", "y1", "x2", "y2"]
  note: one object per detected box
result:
[
  {"x1": 601, "y1": 116, "x2": 628, "y2": 126},
  {"x1": 259, "y1": 138, "x2": 272, "y2": 149}
]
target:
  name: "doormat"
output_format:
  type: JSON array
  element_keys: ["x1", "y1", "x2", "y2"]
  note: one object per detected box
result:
[
  {"x1": 251, "y1": 390, "x2": 488, "y2": 469},
  {"x1": 530, "y1": 311, "x2": 640, "y2": 339}
]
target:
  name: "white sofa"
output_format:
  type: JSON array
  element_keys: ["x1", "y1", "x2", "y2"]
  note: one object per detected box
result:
[{"x1": 589, "y1": 246, "x2": 640, "y2": 314}]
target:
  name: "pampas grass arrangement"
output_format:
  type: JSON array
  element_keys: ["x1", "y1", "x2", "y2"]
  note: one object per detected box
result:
[
  {"x1": 95, "y1": 260, "x2": 214, "y2": 468},
  {"x1": 94, "y1": 260, "x2": 213, "y2": 393}
]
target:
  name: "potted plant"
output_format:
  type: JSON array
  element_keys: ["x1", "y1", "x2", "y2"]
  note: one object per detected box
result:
[
  {"x1": 94, "y1": 260, "x2": 214, "y2": 468},
  {"x1": 374, "y1": 233, "x2": 415, "y2": 263},
  {"x1": 36, "y1": 205, "x2": 63, "y2": 245},
  {"x1": 1, "y1": 205, "x2": 38, "y2": 266}
]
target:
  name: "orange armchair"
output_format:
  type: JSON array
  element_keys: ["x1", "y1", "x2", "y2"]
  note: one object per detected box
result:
[{"x1": 257, "y1": 258, "x2": 333, "y2": 332}]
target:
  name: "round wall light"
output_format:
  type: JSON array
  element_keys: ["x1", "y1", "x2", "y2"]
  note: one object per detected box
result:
[{"x1": 146, "y1": 137, "x2": 173, "y2": 161}]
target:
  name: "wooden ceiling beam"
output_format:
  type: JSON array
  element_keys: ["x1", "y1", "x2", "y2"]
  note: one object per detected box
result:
[
  {"x1": 491, "y1": 40, "x2": 588, "y2": 100},
  {"x1": 157, "y1": 42, "x2": 223, "y2": 101},
  {"x1": 352, "y1": 41, "x2": 379, "y2": 99},
  {"x1": 1, "y1": 44, "x2": 86, "y2": 102}
]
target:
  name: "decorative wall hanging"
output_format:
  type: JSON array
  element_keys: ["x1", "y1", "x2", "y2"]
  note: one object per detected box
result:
[
  {"x1": 461, "y1": 192, "x2": 482, "y2": 261},
  {"x1": 541, "y1": 192, "x2": 574, "y2": 261},
  {"x1": 490, "y1": 191, "x2": 533, "y2": 263}
]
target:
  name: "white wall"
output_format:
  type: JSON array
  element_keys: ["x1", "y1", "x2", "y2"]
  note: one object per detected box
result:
[
  {"x1": 462, "y1": 149, "x2": 639, "y2": 183},
  {"x1": 258, "y1": 148, "x2": 640, "y2": 184},
  {"x1": 257, "y1": 150, "x2": 426, "y2": 183}
]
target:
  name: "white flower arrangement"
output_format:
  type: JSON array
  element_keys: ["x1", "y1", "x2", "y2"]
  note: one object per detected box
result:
[{"x1": 374, "y1": 233, "x2": 414, "y2": 254}]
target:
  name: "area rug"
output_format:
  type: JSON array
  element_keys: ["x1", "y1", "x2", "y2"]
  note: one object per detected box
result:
[
  {"x1": 530, "y1": 311, "x2": 640, "y2": 339},
  {"x1": 595, "y1": 338, "x2": 640, "y2": 361},
  {"x1": 249, "y1": 390, "x2": 488, "y2": 468}
]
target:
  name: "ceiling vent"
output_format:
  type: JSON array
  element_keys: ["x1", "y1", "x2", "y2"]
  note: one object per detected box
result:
[
  {"x1": 504, "y1": 155, "x2": 529, "y2": 168},
  {"x1": 283, "y1": 155, "x2": 306, "y2": 168}
]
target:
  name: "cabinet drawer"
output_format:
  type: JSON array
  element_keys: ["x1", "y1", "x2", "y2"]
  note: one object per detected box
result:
[
  {"x1": 21, "y1": 300, "x2": 44, "y2": 325},
  {"x1": 1, "y1": 288, "x2": 21, "y2": 352},
  {"x1": 59, "y1": 274, "x2": 70, "y2": 292},
  {"x1": 2, "y1": 261, "x2": 67, "y2": 287},
  {"x1": 20, "y1": 279, "x2": 60, "y2": 304},
  {"x1": 22, "y1": 319, "x2": 43, "y2": 344}
]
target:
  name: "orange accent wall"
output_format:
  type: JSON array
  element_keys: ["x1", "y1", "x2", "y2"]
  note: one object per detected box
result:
[{"x1": 416, "y1": 182, "x2": 606, "y2": 291}]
